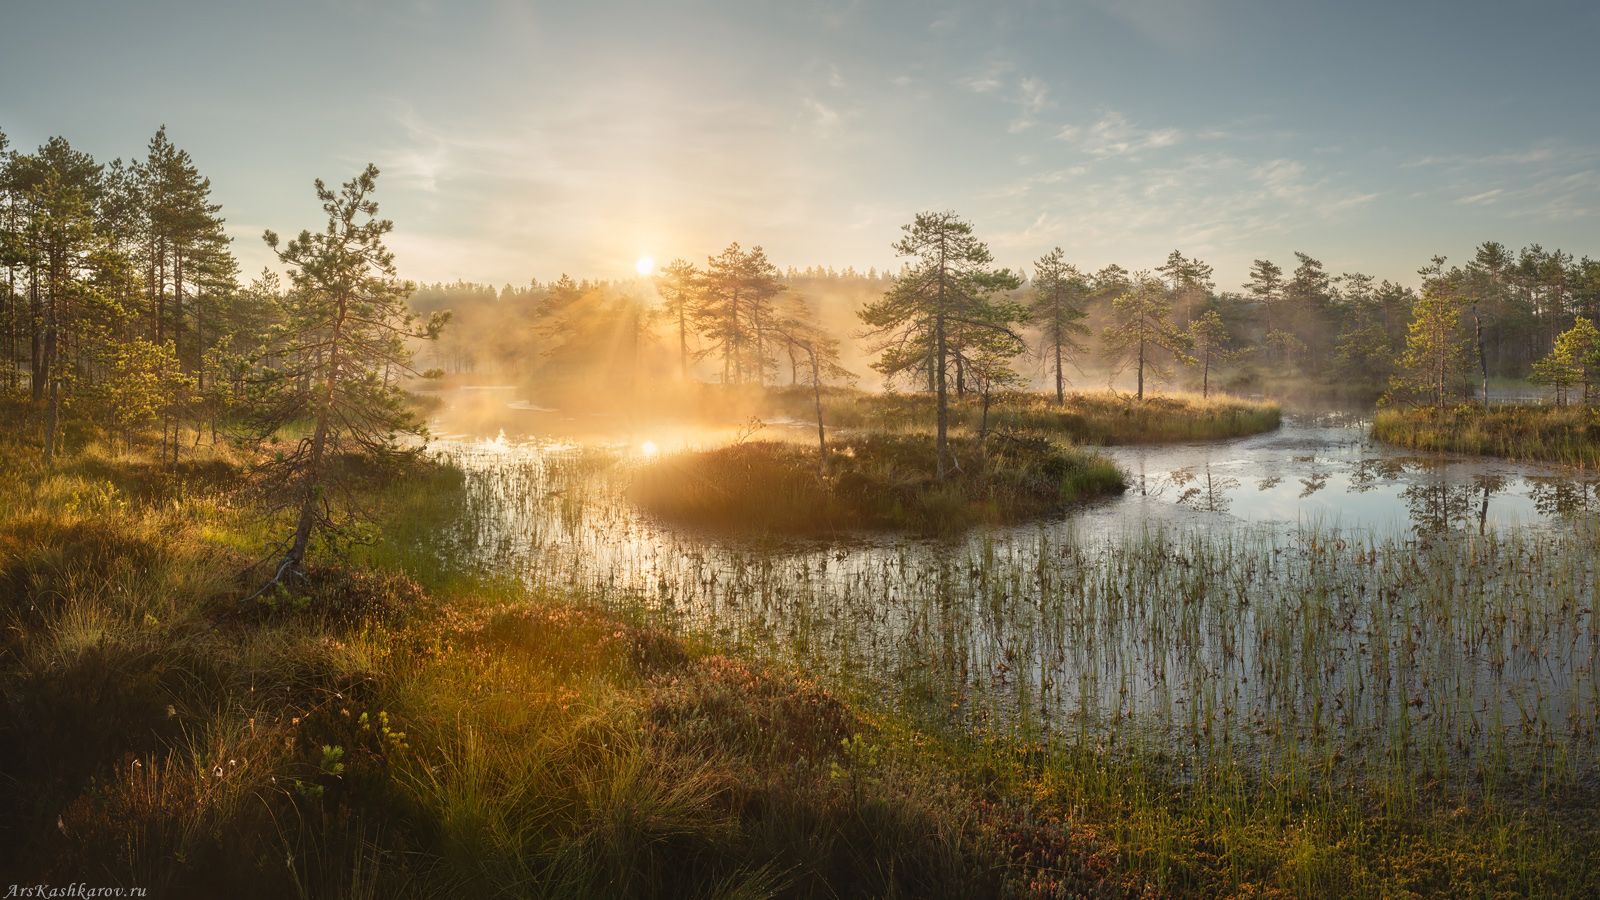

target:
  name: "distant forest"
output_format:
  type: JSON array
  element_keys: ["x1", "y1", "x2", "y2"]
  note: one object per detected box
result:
[{"x1": 414, "y1": 243, "x2": 1600, "y2": 404}]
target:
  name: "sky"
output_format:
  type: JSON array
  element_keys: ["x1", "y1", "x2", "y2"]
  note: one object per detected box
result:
[{"x1": 3, "y1": 0, "x2": 1599, "y2": 290}]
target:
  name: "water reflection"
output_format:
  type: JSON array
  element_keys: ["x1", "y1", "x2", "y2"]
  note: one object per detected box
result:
[
  {"x1": 431, "y1": 389, "x2": 1600, "y2": 537},
  {"x1": 1095, "y1": 421, "x2": 1600, "y2": 536},
  {"x1": 419, "y1": 389, "x2": 1600, "y2": 788},
  {"x1": 1170, "y1": 465, "x2": 1238, "y2": 514},
  {"x1": 1529, "y1": 477, "x2": 1600, "y2": 517}
]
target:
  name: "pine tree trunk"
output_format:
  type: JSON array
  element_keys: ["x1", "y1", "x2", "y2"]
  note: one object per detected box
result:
[
  {"x1": 1136, "y1": 336, "x2": 1145, "y2": 401},
  {"x1": 1474, "y1": 307, "x2": 1488, "y2": 409},
  {"x1": 934, "y1": 239, "x2": 949, "y2": 479},
  {"x1": 1054, "y1": 331, "x2": 1064, "y2": 405},
  {"x1": 678, "y1": 307, "x2": 689, "y2": 381},
  {"x1": 808, "y1": 344, "x2": 827, "y2": 477},
  {"x1": 285, "y1": 299, "x2": 346, "y2": 573},
  {"x1": 43, "y1": 349, "x2": 59, "y2": 464},
  {"x1": 41, "y1": 261, "x2": 58, "y2": 462},
  {"x1": 174, "y1": 252, "x2": 184, "y2": 376},
  {"x1": 29, "y1": 270, "x2": 42, "y2": 404},
  {"x1": 286, "y1": 406, "x2": 329, "y2": 571}
]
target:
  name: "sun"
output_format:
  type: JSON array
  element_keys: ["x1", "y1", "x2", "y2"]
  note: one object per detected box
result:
[
  {"x1": 640, "y1": 440, "x2": 658, "y2": 457},
  {"x1": 635, "y1": 255, "x2": 655, "y2": 276}
]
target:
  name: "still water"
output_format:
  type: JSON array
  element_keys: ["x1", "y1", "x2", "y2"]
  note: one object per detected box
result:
[
  {"x1": 430, "y1": 386, "x2": 1600, "y2": 538},
  {"x1": 422, "y1": 387, "x2": 1600, "y2": 786}
]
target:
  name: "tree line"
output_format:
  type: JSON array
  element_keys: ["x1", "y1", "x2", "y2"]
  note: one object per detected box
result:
[
  {"x1": 413, "y1": 227, "x2": 1597, "y2": 417},
  {"x1": 0, "y1": 124, "x2": 442, "y2": 583},
  {"x1": 7, "y1": 121, "x2": 1596, "y2": 521}
]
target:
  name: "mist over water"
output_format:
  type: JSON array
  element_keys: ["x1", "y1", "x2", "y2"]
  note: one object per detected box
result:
[{"x1": 429, "y1": 386, "x2": 1599, "y2": 538}]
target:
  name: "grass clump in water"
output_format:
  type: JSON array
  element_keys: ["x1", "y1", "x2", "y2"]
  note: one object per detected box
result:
[
  {"x1": 629, "y1": 433, "x2": 1125, "y2": 535},
  {"x1": 1373, "y1": 403, "x2": 1600, "y2": 466}
]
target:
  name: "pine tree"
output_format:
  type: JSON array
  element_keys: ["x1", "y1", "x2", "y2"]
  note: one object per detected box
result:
[
  {"x1": 859, "y1": 211, "x2": 1023, "y2": 477},
  {"x1": 1156, "y1": 249, "x2": 1215, "y2": 327},
  {"x1": 0, "y1": 128, "x2": 20, "y2": 396},
  {"x1": 1244, "y1": 258, "x2": 1284, "y2": 367},
  {"x1": 135, "y1": 127, "x2": 230, "y2": 379},
  {"x1": 1284, "y1": 252, "x2": 1334, "y2": 373},
  {"x1": 1391, "y1": 272, "x2": 1471, "y2": 410},
  {"x1": 1103, "y1": 272, "x2": 1187, "y2": 400},
  {"x1": 96, "y1": 337, "x2": 192, "y2": 454},
  {"x1": 1028, "y1": 247, "x2": 1089, "y2": 405},
  {"x1": 773, "y1": 294, "x2": 851, "y2": 474},
  {"x1": 26, "y1": 137, "x2": 107, "y2": 462},
  {"x1": 251, "y1": 165, "x2": 446, "y2": 582},
  {"x1": 1186, "y1": 309, "x2": 1230, "y2": 397},
  {"x1": 654, "y1": 258, "x2": 699, "y2": 380},
  {"x1": 1533, "y1": 318, "x2": 1600, "y2": 405},
  {"x1": 699, "y1": 243, "x2": 783, "y2": 385}
]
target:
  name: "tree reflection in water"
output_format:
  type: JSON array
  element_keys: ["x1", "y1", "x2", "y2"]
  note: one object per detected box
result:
[
  {"x1": 1170, "y1": 463, "x2": 1240, "y2": 514},
  {"x1": 1401, "y1": 468, "x2": 1510, "y2": 535}
]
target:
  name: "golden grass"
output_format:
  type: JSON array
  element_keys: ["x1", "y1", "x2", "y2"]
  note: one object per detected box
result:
[
  {"x1": 1373, "y1": 403, "x2": 1600, "y2": 466},
  {"x1": 766, "y1": 386, "x2": 1281, "y2": 444}
]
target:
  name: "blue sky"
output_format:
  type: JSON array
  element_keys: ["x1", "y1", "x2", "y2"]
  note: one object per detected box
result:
[{"x1": 3, "y1": 0, "x2": 1598, "y2": 288}]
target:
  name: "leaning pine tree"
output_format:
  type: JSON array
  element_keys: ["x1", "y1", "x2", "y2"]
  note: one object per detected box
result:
[{"x1": 249, "y1": 165, "x2": 446, "y2": 586}]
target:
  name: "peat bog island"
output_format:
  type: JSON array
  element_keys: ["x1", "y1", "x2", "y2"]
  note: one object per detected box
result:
[{"x1": 4, "y1": 2, "x2": 1600, "y2": 897}]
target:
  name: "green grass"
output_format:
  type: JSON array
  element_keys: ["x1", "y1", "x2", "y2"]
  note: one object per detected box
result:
[
  {"x1": 1373, "y1": 403, "x2": 1600, "y2": 466},
  {"x1": 629, "y1": 433, "x2": 1126, "y2": 535},
  {"x1": 766, "y1": 386, "x2": 1281, "y2": 444}
]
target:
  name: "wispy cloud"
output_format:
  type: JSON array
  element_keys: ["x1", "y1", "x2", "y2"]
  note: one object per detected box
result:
[
  {"x1": 1006, "y1": 76, "x2": 1051, "y2": 133},
  {"x1": 1456, "y1": 188, "x2": 1503, "y2": 205},
  {"x1": 984, "y1": 148, "x2": 1379, "y2": 280},
  {"x1": 1056, "y1": 111, "x2": 1182, "y2": 157},
  {"x1": 1402, "y1": 145, "x2": 1565, "y2": 169},
  {"x1": 371, "y1": 90, "x2": 850, "y2": 279},
  {"x1": 803, "y1": 97, "x2": 842, "y2": 131},
  {"x1": 958, "y1": 59, "x2": 1012, "y2": 94}
]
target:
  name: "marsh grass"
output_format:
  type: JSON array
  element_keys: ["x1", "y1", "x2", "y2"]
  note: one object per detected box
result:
[
  {"x1": 1374, "y1": 403, "x2": 1600, "y2": 466},
  {"x1": 6, "y1": 410, "x2": 1600, "y2": 897},
  {"x1": 434, "y1": 440, "x2": 1600, "y2": 895},
  {"x1": 766, "y1": 386, "x2": 1282, "y2": 444},
  {"x1": 0, "y1": 428, "x2": 1112, "y2": 898},
  {"x1": 630, "y1": 433, "x2": 1125, "y2": 535}
]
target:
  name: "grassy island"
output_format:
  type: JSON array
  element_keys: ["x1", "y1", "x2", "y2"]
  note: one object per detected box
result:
[
  {"x1": 630, "y1": 433, "x2": 1125, "y2": 535},
  {"x1": 766, "y1": 387, "x2": 1281, "y2": 445},
  {"x1": 1373, "y1": 404, "x2": 1600, "y2": 466}
]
